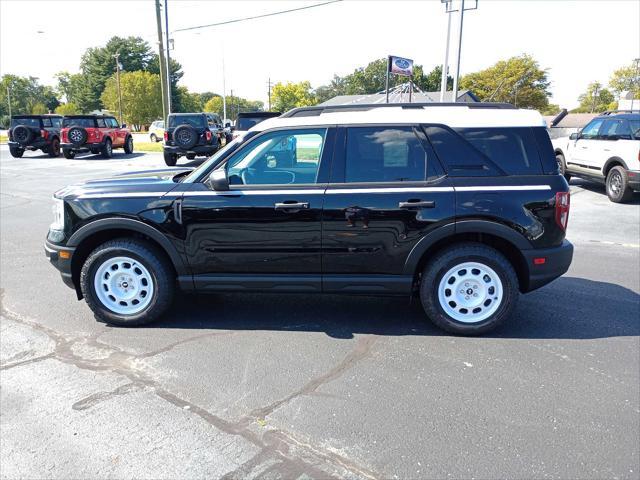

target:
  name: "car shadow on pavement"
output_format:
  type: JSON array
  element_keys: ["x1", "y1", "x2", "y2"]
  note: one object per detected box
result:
[
  {"x1": 141, "y1": 276, "x2": 640, "y2": 340},
  {"x1": 68, "y1": 152, "x2": 147, "y2": 161},
  {"x1": 571, "y1": 179, "x2": 640, "y2": 205}
]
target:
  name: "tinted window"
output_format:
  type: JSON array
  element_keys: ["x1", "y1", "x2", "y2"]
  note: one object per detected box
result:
[
  {"x1": 63, "y1": 117, "x2": 95, "y2": 127},
  {"x1": 630, "y1": 120, "x2": 640, "y2": 139},
  {"x1": 168, "y1": 115, "x2": 206, "y2": 128},
  {"x1": 96, "y1": 118, "x2": 106, "y2": 128},
  {"x1": 601, "y1": 119, "x2": 632, "y2": 139},
  {"x1": 344, "y1": 127, "x2": 427, "y2": 183},
  {"x1": 109, "y1": 118, "x2": 120, "y2": 128},
  {"x1": 226, "y1": 128, "x2": 326, "y2": 185},
  {"x1": 237, "y1": 116, "x2": 270, "y2": 131},
  {"x1": 42, "y1": 118, "x2": 52, "y2": 127},
  {"x1": 52, "y1": 118, "x2": 62, "y2": 128},
  {"x1": 455, "y1": 127, "x2": 542, "y2": 175},
  {"x1": 580, "y1": 118, "x2": 604, "y2": 139},
  {"x1": 10, "y1": 118, "x2": 40, "y2": 128},
  {"x1": 424, "y1": 125, "x2": 502, "y2": 177}
]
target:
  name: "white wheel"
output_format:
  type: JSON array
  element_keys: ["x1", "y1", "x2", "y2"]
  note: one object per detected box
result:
[
  {"x1": 437, "y1": 261, "x2": 503, "y2": 323},
  {"x1": 93, "y1": 256, "x2": 155, "y2": 315}
]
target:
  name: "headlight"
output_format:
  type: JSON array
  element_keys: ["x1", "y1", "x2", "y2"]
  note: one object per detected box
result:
[{"x1": 51, "y1": 198, "x2": 65, "y2": 231}]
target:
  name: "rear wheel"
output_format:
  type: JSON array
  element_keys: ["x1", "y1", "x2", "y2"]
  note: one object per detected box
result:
[
  {"x1": 48, "y1": 137, "x2": 60, "y2": 157},
  {"x1": 101, "y1": 138, "x2": 113, "y2": 158},
  {"x1": 606, "y1": 166, "x2": 633, "y2": 203},
  {"x1": 9, "y1": 146, "x2": 24, "y2": 158},
  {"x1": 420, "y1": 243, "x2": 519, "y2": 335},
  {"x1": 123, "y1": 136, "x2": 133, "y2": 154},
  {"x1": 150, "y1": 133, "x2": 157, "y2": 142},
  {"x1": 80, "y1": 239, "x2": 175, "y2": 326},
  {"x1": 556, "y1": 153, "x2": 570, "y2": 182},
  {"x1": 164, "y1": 152, "x2": 177, "y2": 166},
  {"x1": 62, "y1": 149, "x2": 75, "y2": 159}
]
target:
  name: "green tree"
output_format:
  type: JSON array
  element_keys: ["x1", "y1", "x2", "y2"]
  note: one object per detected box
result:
[
  {"x1": 0, "y1": 74, "x2": 61, "y2": 116},
  {"x1": 542, "y1": 104, "x2": 561, "y2": 116},
  {"x1": 175, "y1": 86, "x2": 202, "y2": 113},
  {"x1": 460, "y1": 54, "x2": 551, "y2": 110},
  {"x1": 271, "y1": 81, "x2": 317, "y2": 112},
  {"x1": 204, "y1": 95, "x2": 265, "y2": 120},
  {"x1": 31, "y1": 102, "x2": 47, "y2": 114},
  {"x1": 101, "y1": 71, "x2": 162, "y2": 128},
  {"x1": 148, "y1": 56, "x2": 184, "y2": 111},
  {"x1": 572, "y1": 82, "x2": 616, "y2": 113},
  {"x1": 55, "y1": 103, "x2": 80, "y2": 115},
  {"x1": 609, "y1": 61, "x2": 640, "y2": 98}
]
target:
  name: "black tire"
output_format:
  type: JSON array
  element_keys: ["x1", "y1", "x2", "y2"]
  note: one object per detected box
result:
[
  {"x1": 101, "y1": 138, "x2": 113, "y2": 158},
  {"x1": 62, "y1": 149, "x2": 75, "y2": 159},
  {"x1": 173, "y1": 124, "x2": 198, "y2": 149},
  {"x1": 186, "y1": 153, "x2": 196, "y2": 160},
  {"x1": 123, "y1": 135, "x2": 134, "y2": 154},
  {"x1": 9, "y1": 146, "x2": 24, "y2": 158},
  {"x1": 556, "y1": 153, "x2": 571, "y2": 182},
  {"x1": 48, "y1": 137, "x2": 61, "y2": 157},
  {"x1": 164, "y1": 152, "x2": 178, "y2": 166},
  {"x1": 12, "y1": 125, "x2": 32, "y2": 145},
  {"x1": 80, "y1": 238, "x2": 175, "y2": 327},
  {"x1": 419, "y1": 243, "x2": 519, "y2": 336},
  {"x1": 68, "y1": 127, "x2": 88, "y2": 146},
  {"x1": 150, "y1": 133, "x2": 157, "y2": 142},
  {"x1": 606, "y1": 166, "x2": 633, "y2": 203}
]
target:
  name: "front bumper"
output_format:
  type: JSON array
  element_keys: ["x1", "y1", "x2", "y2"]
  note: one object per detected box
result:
[
  {"x1": 627, "y1": 170, "x2": 640, "y2": 192},
  {"x1": 44, "y1": 239, "x2": 76, "y2": 291},
  {"x1": 521, "y1": 240, "x2": 574, "y2": 292},
  {"x1": 8, "y1": 140, "x2": 49, "y2": 150},
  {"x1": 163, "y1": 144, "x2": 217, "y2": 156},
  {"x1": 61, "y1": 141, "x2": 106, "y2": 153}
]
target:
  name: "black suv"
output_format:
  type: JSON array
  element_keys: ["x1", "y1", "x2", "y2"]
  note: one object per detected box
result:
[
  {"x1": 8, "y1": 114, "x2": 63, "y2": 158},
  {"x1": 45, "y1": 103, "x2": 573, "y2": 335},
  {"x1": 163, "y1": 113, "x2": 220, "y2": 166}
]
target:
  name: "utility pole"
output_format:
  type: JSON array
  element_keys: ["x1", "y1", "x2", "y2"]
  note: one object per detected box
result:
[
  {"x1": 440, "y1": 0, "x2": 453, "y2": 102},
  {"x1": 164, "y1": 0, "x2": 172, "y2": 113},
  {"x1": 113, "y1": 53, "x2": 124, "y2": 125},
  {"x1": 267, "y1": 78, "x2": 272, "y2": 110},
  {"x1": 222, "y1": 54, "x2": 227, "y2": 122},
  {"x1": 155, "y1": 0, "x2": 169, "y2": 124},
  {"x1": 590, "y1": 83, "x2": 600, "y2": 113},
  {"x1": 451, "y1": 0, "x2": 465, "y2": 103},
  {"x1": 6, "y1": 86, "x2": 11, "y2": 117},
  {"x1": 631, "y1": 58, "x2": 640, "y2": 111}
]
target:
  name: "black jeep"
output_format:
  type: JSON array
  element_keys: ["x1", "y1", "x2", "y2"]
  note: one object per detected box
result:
[
  {"x1": 163, "y1": 113, "x2": 219, "y2": 166},
  {"x1": 8, "y1": 115, "x2": 63, "y2": 158}
]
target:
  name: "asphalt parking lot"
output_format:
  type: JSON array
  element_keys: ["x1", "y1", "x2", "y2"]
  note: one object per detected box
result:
[{"x1": 1, "y1": 146, "x2": 639, "y2": 479}]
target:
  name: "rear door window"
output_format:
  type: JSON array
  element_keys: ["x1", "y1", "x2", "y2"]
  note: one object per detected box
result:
[
  {"x1": 601, "y1": 119, "x2": 633, "y2": 139},
  {"x1": 52, "y1": 118, "x2": 62, "y2": 128},
  {"x1": 454, "y1": 127, "x2": 543, "y2": 175},
  {"x1": 343, "y1": 127, "x2": 427, "y2": 183},
  {"x1": 96, "y1": 118, "x2": 107, "y2": 128},
  {"x1": 42, "y1": 118, "x2": 52, "y2": 127}
]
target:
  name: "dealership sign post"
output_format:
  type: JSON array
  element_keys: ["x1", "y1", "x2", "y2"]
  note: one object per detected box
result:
[{"x1": 386, "y1": 55, "x2": 414, "y2": 103}]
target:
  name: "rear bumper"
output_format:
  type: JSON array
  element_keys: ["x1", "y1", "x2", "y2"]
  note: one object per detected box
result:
[
  {"x1": 44, "y1": 239, "x2": 76, "y2": 290},
  {"x1": 521, "y1": 240, "x2": 574, "y2": 292},
  {"x1": 61, "y1": 141, "x2": 106, "y2": 152},
  {"x1": 8, "y1": 140, "x2": 49, "y2": 150},
  {"x1": 163, "y1": 144, "x2": 217, "y2": 156},
  {"x1": 627, "y1": 170, "x2": 640, "y2": 191}
]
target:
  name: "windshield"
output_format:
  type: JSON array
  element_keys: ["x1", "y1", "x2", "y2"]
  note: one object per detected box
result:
[
  {"x1": 169, "y1": 115, "x2": 206, "y2": 128},
  {"x1": 63, "y1": 117, "x2": 95, "y2": 127},
  {"x1": 183, "y1": 135, "x2": 253, "y2": 183},
  {"x1": 10, "y1": 118, "x2": 40, "y2": 128}
]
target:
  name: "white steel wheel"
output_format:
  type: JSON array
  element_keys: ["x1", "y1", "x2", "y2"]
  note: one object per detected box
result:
[
  {"x1": 437, "y1": 261, "x2": 503, "y2": 323},
  {"x1": 93, "y1": 256, "x2": 154, "y2": 315}
]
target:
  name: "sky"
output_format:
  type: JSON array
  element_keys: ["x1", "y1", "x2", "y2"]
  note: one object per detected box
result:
[{"x1": 1, "y1": 0, "x2": 639, "y2": 110}]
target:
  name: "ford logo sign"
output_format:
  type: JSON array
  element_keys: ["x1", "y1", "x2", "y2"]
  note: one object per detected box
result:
[{"x1": 394, "y1": 59, "x2": 410, "y2": 69}]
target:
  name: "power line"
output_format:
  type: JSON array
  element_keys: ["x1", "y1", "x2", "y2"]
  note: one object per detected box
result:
[{"x1": 172, "y1": 0, "x2": 342, "y2": 33}]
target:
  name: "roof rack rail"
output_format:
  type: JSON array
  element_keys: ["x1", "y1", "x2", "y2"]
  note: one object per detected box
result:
[
  {"x1": 600, "y1": 109, "x2": 640, "y2": 116},
  {"x1": 281, "y1": 102, "x2": 516, "y2": 118}
]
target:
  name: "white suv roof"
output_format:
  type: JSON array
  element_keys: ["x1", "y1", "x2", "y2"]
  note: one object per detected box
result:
[{"x1": 252, "y1": 103, "x2": 546, "y2": 132}]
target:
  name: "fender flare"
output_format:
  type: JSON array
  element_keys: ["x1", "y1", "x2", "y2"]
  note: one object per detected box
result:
[
  {"x1": 603, "y1": 156, "x2": 628, "y2": 176},
  {"x1": 67, "y1": 217, "x2": 188, "y2": 275},
  {"x1": 402, "y1": 220, "x2": 532, "y2": 275}
]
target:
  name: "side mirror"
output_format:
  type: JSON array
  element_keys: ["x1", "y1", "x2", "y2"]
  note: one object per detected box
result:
[
  {"x1": 225, "y1": 122, "x2": 231, "y2": 128},
  {"x1": 207, "y1": 168, "x2": 229, "y2": 191},
  {"x1": 121, "y1": 124, "x2": 127, "y2": 129},
  {"x1": 569, "y1": 132, "x2": 579, "y2": 140}
]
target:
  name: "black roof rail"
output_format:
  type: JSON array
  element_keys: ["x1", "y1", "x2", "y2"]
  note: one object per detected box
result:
[
  {"x1": 281, "y1": 102, "x2": 516, "y2": 118},
  {"x1": 600, "y1": 109, "x2": 640, "y2": 116}
]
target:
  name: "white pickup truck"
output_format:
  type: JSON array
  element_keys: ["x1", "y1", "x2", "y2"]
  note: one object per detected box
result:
[{"x1": 551, "y1": 111, "x2": 640, "y2": 203}]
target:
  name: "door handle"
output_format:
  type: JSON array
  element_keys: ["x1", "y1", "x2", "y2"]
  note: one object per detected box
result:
[
  {"x1": 399, "y1": 200, "x2": 435, "y2": 209},
  {"x1": 274, "y1": 201, "x2": 309, "y2": 210}
]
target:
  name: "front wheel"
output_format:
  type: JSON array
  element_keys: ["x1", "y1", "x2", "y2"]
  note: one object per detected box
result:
[
  {"x1": 62, "y1": 149, "x2": 75, "y2": 159},
  {"x1": 123, "y1": 136, "x2": 134, "y2": 154},
  {"x1": 80, "y1": 239, "x2": 175, "y2": 326},
  {"x1": 163, "y1": 152, "x2": 178, "y2": 166},
  {"x1": 420, "y1": 243, "x2": 519, "y2": 335},
  {"x1": 9, "y1": 146, "x2": 24, "y2": 158},
  {"x1": 606, "y1": 166, "x2": 633, "y2": 203},
  {"x1": 150, "y1": 133, "x2": 157, "y2": 142}
]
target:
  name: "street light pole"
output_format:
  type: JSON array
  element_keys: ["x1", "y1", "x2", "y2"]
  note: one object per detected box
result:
[
  {"x1": 451, "y1": 0, "x2": 465, "y2": 103},
  {"x1": 113, "y1": 53, "x2": 123, "y2": 125},
  {"x1": 631, "y1": 58, "x2": 640, "y2": 111},
  {"x1": 154, "y1": 0, "x2": 169, "y2": 124},
  {"x1": 440, "y1": 1, "x2": 452, "y2": 102},
  {"x1": 6, "y1": 86, "x2": 11, "y2": 117}
]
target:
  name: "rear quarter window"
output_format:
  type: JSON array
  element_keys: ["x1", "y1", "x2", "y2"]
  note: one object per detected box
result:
[{"x1": 63, "y1": 117, "x2": 95, "y2": 128}]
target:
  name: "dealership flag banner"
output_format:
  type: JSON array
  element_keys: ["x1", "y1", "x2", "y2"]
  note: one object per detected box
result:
[{"x1": 389, "y1": 56, "x2": 414, "y2": 77}]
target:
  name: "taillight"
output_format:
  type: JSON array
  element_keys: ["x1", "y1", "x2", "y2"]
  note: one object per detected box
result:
[
  {"x1": 205, "y1": 130, "x2": 212, "y2": 142},
  {"x1": 555, "y1": 192, "x2": 570, "y2": 231},
  {"x1": 164, "y1": 130, "x2": 168, "y2": 142},
  {"x1": 41, "y1": 129, "x2": 49, "y2": 139}
]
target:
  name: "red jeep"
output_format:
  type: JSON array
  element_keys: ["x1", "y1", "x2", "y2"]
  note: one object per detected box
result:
[{"x1": 61, "y1": 115, "x2": 133, "y2": 159}]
